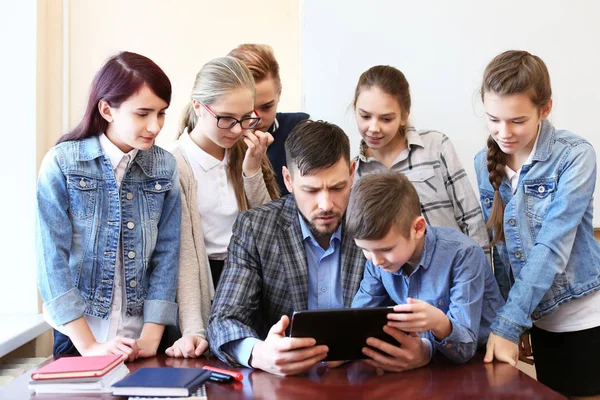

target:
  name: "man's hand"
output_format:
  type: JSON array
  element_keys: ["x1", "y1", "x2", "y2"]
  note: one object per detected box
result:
[
  {"x1": 166, "y1": 335, "x2": 209, "y2": 358},
  {"x1": 250, "y1": 315, "x2": 328, "y2": 376},
  {"x1": 484, "y1": 332, "x2": 518, "y2": 366},
  {"x1": 388, "y1": 298, "x2": 451, "y2": 340},
  {"x1": 362, "y1": 325, "x2": 430, "y2": 372}
]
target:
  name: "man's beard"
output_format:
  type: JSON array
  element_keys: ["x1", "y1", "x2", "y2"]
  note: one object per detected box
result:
[{"x1": 297, "y1": 207, "x2": 343, "y2": 240}]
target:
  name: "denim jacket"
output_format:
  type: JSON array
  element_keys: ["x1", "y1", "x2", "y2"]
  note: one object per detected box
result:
[
  {"x1": 474, "y1": 120, "x2": 600, "y2": 343},
  {"x1": 36, "y1": 136, "x2": 181, "y2": 327}
]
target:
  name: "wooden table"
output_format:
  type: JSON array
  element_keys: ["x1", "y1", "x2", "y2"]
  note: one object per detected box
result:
[{"x1": 1, "y1": 353, "x2": 565, "y2": 399}]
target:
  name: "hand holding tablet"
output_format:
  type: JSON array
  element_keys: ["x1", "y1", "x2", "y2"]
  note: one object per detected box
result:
[{"x1": 288, "y1": 306, "x2": 411, "y2": 361}]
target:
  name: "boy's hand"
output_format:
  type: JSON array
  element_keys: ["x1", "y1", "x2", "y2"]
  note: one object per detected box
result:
[
  {"x1": 362, "y1": 325, "x2": 430, "y2": 372},
  {"x1": 388, "y1": 298, "x2": 452, "y2": 340},
  {"x1": 166, "y1": 335, "x2": 208, "y2": 358},
  {"x1": 484, "y1": 332, "x2": 518, "y2": 366},
  {"x1": 250, "y1": 315, "x2": 328, "y2": 376}
]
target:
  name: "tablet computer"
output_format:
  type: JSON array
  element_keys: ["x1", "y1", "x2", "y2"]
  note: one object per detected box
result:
[{"x1": 288, "y1": 306, "x2": 401, "y2": 361}]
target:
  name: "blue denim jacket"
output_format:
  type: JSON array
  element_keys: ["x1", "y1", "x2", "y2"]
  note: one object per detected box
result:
[
  {"x1": 352, "y1": 226, "x2": 504, "y2": 364},
  {"x1": 36, "y1": 136, "x2": 181, "y2": 327},
  {"x1": 474, "y1": 120, "x2": 600, "y2": 343}
]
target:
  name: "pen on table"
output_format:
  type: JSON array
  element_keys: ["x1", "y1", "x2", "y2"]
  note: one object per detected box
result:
[
  {"x1": 209, "y1": 372, "x2": 234, "y2": 383},
  {"x1": 202, "y1": 366, "x2": 243, "y2": 381}
]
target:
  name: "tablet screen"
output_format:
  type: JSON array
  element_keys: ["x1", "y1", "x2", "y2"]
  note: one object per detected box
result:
[{"x1": 288, "y1": 306, "x2": 404, "y2": 361}]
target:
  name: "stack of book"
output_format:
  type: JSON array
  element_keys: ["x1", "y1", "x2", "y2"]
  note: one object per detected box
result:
[{"x1": 28, "y1": 354, "x2": 129, "y2": 394}]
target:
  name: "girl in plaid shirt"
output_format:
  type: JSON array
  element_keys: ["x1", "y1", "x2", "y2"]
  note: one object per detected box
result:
[{"x1": 352, "y1": 65, "x2": 489, "y2": 257}]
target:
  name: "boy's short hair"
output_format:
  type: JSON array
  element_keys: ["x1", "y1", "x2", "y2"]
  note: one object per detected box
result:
[
  {"x1": 346, "y1": 172, "x2": 421, "y2": 239},
  {"x1": 285, "y1": 120, "x2": 350, "y2": 176}
]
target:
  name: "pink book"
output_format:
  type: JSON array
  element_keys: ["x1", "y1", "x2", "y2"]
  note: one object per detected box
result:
[{"x1": 31, "y1": 354, "x2": 123, "y2": 380}]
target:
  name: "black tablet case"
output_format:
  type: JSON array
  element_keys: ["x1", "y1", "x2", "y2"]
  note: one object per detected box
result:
[{"x1": 289, "y1": 306, "x2": 401, "y2": 361}]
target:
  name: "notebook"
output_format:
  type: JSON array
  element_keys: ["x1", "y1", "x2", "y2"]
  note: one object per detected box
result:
[
  {"x1": 30, "y1": 354, "x2": 123, "y2": 380},
  {"x1": 128, "y1": 384, "x2": 208, "y2": 400},
  {"x1": 29, "y1": 363, "x2": 129, "y2": 394},
  {"x1": 112, "y1": 368, "x2": 212, "y2": 397}
]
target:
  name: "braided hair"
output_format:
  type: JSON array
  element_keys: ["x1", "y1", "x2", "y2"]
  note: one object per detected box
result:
[{"x1": 481, "y1": 50, "x2": 552, "y2": 245}]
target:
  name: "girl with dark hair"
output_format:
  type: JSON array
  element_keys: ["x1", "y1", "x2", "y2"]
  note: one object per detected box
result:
[
  {"x1": 36, "y1": 51, "x2": 181, "y2": 361},
  {"x1": 475, "y1": 50, "x2": 600, "y2": 398}
]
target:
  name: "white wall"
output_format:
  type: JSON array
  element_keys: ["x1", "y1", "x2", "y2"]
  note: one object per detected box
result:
[
  {"x1": 302, "y1": 0, "x2": 600, "y2": 225},
  {"x1": 0, "y1": 1, "x2": 38, "y2": 314},
  {"x1": 66, "y1": 0, "x2": 302, "y2": 148}
]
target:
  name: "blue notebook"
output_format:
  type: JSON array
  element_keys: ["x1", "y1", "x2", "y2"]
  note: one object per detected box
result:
[{"x1": 112, "y1": 368, "x2": 211, "y2": 397}]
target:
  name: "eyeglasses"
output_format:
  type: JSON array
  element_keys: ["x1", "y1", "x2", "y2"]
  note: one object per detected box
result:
[{"x1": 202, "y1": 103, "x2": 261, "y2": 130}]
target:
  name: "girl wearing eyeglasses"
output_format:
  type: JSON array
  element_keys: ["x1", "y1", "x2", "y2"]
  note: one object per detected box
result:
[{"x1": 166, "y1": 56, "x2": 279, "y2": 358}]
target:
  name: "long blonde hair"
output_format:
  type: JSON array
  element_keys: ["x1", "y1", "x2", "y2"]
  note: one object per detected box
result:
[{"x1": 179, "y1": 57, "x2": 279, "y2": 210}]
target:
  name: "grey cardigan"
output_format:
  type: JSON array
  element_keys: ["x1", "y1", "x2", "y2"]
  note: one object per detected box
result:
[{"x1": 170, "y1": 140, "x2": 272, "y2": 339}]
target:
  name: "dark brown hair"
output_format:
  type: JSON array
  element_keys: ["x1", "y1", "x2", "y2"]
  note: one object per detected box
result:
[
  {"x1": 346, "y1": 172, "x2": 421, "y2": 239},
  {"x1": 285, "y1": 120, "x2": 350, "y2": 176},
  {"x1": 353, "y1": 65, "x2": 411, "y2": 136},
  {"x1": 481, "y1": 50, "x2": 552, "y2": 245},
  {"x1": 58, "y1": 51, "x2": 171, "y2": 144}
]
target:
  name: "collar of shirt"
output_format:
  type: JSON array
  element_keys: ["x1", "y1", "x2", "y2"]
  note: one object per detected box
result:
[
  {"x1": 98, "y1": 133, "x2": 138, "y2": 170},
  {"x1": 297, "y1": 212, "x2": 342, "y2": 248},
  {"x1": 180, "y1": 129, "x2": 226, "y2": 171},
  {"x1": 392, "y1": 227, "x2": 435, "y2": 277},
  {"x1": 504, "y1": 123, "x2": 541, "y2": 189},
  {"x1": 357, "y1": 126, "x2": 424, "y2": 163},
  {"x1": 268, "y1": 116, "x2": 280, "y2": 134}
]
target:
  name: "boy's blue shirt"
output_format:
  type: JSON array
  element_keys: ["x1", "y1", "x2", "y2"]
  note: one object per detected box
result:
[{"x1": 352, "y1": 226, "x2": 504, "y2": 364}]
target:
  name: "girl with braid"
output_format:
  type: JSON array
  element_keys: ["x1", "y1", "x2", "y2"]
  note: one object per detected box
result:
[{"x1": 475, "y1": 50, "x2": 600, "y2": 399}]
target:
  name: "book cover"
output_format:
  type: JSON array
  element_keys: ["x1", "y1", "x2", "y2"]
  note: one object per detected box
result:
[
  {"x1": 29, "y1": 363, "x2": 130, "y2": 394},
  {"x1": 112, "y1": 368, "x2": 211, "y2": 397},
  {"x1": 31, "y1": 354, "x2": 123, "y2": 380}
]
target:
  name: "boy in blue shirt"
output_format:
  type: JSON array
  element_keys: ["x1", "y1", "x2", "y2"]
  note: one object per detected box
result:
[{"x1": 347, "y1": 172, "x2": 504, "y2": 370}]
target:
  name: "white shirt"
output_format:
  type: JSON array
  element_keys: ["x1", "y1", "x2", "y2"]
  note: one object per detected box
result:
[
  {"x1": 44, "y1": 134, "x2": 144, "y2": 342},
  {"x1": 505, "y1": 130, "x2": 539, "y2": 194},
  {"x1": 180, "y1": 131, "x2": 238, "y2": 260},
  {"x1": 505, "y1": 128, "x2": 600, "y2": 332}
]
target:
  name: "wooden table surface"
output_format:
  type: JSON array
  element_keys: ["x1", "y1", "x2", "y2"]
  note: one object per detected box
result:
[{"x1": 1, "y1": 353, "x2": 565, "y2": 399}]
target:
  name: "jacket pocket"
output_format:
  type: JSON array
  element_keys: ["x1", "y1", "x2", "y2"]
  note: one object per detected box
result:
[
  {"x1": 523, "y1": 178, "x2": 556, "y2": 221},
  {"x1": 405, "y1": 166, "x2": 439, "y2": 202},
  {"x1": 479, "y1": 189, "x2": 495, "y2": 221},
  {"x1": 142, "y1": 179, "x2": 173, "y2": 221},
  {"x1": 66, "y1": 175, "x2": 98, "y2": 219}
]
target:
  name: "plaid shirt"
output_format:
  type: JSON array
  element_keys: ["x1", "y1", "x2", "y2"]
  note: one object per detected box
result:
[
  {"x1": 355, "y1": 127, "x2": 490, "y2": 256},
  {"x1": 207, "y1": 195, "x2": 366, "y2": 365}
]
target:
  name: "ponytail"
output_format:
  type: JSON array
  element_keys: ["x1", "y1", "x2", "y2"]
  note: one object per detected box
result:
[{"x1": 178, "y1": 101, "x2": 196, "y2": 138}]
